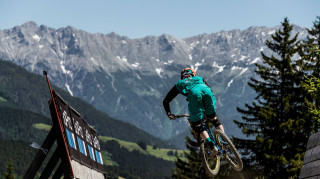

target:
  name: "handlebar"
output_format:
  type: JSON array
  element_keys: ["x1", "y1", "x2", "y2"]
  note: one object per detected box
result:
[{"x1": 172, "y1": 114, "x2": 190, "y2": 119}]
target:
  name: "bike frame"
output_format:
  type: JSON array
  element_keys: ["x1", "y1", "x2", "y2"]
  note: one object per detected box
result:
[
  {"x1": 176, "y1": 114, "x2": 224, "y2": 154},
  {"x1": 173, "y1": 114, "x2": 243, "y2": 174},
  {"x1": 189, "y1": 116, "x2": 228, "y2": 156},
  {"x1": 202, "y1": 119, "x2": 224, "y2": 154}
]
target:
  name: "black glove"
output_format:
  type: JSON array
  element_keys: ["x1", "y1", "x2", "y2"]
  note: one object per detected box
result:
[{"x1": 167, "y1": 113, "x2": 176, "y2": 120}]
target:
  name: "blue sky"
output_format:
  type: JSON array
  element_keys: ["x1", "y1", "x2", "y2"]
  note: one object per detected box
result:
[{"x1": 0, "y1": 0, "x2": 319, "y2": 39}]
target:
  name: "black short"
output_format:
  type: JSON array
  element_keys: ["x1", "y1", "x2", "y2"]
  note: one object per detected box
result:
[{"x1": 191, "y1": 120, "x2": 205, "y2": 135}]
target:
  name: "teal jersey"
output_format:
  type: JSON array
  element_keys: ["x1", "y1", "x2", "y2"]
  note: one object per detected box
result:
[
  {"x1": 175, "y1": 76, "x2": 205, "y2": 94},
  {"x1": 175, "y1": 76, "x2": 216, "y2": 122}
]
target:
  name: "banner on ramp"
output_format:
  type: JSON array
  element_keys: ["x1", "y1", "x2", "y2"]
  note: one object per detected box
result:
[{"x1": 53, "y1": 91, "x2": 105, "y2": 173}]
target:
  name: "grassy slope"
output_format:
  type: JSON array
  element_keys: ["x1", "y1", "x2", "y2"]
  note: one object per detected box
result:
[
  {"x1": 33, "y1": 123, "x2": 186, "y2": 163},
  {"x1": 99, "y1": 136, "x2": 186, "y2": 162}
]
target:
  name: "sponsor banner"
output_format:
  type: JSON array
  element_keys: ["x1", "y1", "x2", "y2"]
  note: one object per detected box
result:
[
  {"x1": 55, "y1": 95, "x2": 80, "y2": 160},
  {"x1": 53, "y1": 92, "x2": 104, "y2": 173},
  {"x1": 89, "y1": 127, "x2": 104, "y2": 171}
]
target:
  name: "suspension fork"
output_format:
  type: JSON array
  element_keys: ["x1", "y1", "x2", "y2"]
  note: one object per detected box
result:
[{"x1": 207, "y1": 126, "x2": 223, "y2": 152}]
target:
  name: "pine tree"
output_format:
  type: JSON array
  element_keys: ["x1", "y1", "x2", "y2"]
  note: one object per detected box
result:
[
  {"x1": 302, "y1": 75, "x2": 320, "y2": 123},
  {"x1": 299, "y1": 16, "x2": 320, "y2": 131},
  {"x1": 234, "y1": 17, "x2": 309, "y2": 178},
  {"x1": 3, "y1": 160, "x2": 16, "y2": 179},
  {"x1": 299, "y1": 16, "x2": 320, "y2": 78},
  {"x1": 172, "y1": 131, "x2": 210, "y2": 179}
]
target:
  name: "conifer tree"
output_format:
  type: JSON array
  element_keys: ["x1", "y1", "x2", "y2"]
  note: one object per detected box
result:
[
  {"x1": 299, "y1": 16, "x2": 320, "y2": 131},
  {"x1": 302, "y1": 75, "x2": 320, "y2": 123},
  {"x1": 234, "y1": 17, "x2": 309, "y2": 178},
  {"x1": 3, "y1": 160, "x2": 16, "y2": 179},
  {"x1": 300, "y1": 16, "x2": 320, "y2": 79},
  {"x1": 172, "y1": 131, "x2": 210, "y2": 179}
]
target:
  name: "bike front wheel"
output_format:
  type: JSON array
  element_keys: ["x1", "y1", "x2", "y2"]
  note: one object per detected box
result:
[
  {"x1": 214, "y1": 129, "x2": 243, "y2": 172},
  {"x1": 200, "y1": 140, "x2": 221, "y2": 176}
]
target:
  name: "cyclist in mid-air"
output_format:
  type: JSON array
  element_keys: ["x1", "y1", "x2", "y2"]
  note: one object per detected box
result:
[{"x1": 163, "y1": 68, "x2": 224, "y2": 153}]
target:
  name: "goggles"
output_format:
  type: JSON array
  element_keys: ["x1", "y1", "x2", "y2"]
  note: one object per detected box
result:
[{"x1": 182, "y1": 70, "x2": 194, "y2": 78}]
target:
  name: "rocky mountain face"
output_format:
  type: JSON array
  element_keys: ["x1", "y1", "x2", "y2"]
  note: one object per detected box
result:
[{"x1": 0, "y1": 21, "x2": 308, "y2": 141}]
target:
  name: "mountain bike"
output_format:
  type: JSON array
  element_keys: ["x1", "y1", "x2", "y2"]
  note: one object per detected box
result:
[{"x1": 173, "y1": 114, "x2": 243, "y2": 176}]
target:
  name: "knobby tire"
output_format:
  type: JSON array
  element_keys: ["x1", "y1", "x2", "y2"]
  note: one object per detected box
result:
[
  {"x1": 200, "y1": 140, "x2": 220, "y2": 176},
  {"x1": 214, "y1": 129, "x2": 243, "y2": 172}
]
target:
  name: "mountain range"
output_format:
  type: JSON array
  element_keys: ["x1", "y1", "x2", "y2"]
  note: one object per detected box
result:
[{"x1": 0, "y1": 21, "x2": 308, "y2": 143}]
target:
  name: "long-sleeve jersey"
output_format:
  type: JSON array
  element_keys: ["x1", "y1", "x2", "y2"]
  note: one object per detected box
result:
[{"x1": 163, "y1": 76, "x2": 212, "y2": 116}]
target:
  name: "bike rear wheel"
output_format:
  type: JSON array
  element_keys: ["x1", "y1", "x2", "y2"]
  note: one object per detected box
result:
[
  {"x1": 214, "y1": 129, "x2": 243, "y2": 171},
  {"x1": 200, "y1": 140, "x2": 220, "y2": 176}
]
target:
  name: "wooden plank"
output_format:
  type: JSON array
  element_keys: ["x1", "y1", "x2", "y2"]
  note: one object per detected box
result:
[
  {"x1": 52, "y1": 163, "x2": 64, "y2": 179},
  {"x1": 49, "y1": 97, "x2": 75, "y2": 179},
  {"x1": 301, "y1": 132, "x2": 320, "y2": 178},
  {"x1": 23, "y1": 127, "x2": 56, "y2": 179},
  {"x1": 39, "y1": 148, "x2": 60, "y2": 179},
  {"x1": 307, "y1": 133, "x2": 320, "y2": 149}
]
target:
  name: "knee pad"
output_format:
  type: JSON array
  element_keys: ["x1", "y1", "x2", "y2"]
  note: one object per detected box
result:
[
  {"x1": 211, "y1": 118, "x2": 222, "y2": 127},
  {"x1": 207, "y1": 113, "x2": 222, "y2": 127},
  {"x1": 191, "y1": 121, "x2": 205, "y2": 135}
]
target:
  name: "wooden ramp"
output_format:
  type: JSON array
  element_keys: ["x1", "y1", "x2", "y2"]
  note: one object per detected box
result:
[
  {"x1": 24, "y1": 72, "x2": 106, "y2": 179},
  {"x1": 300, "y1": 132, "x2": 320, "y2": 179}
]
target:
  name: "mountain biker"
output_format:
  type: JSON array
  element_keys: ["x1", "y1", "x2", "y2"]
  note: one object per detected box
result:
[{"x1": 163, "y1": 68, "x2": 224, "y2": 152}]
